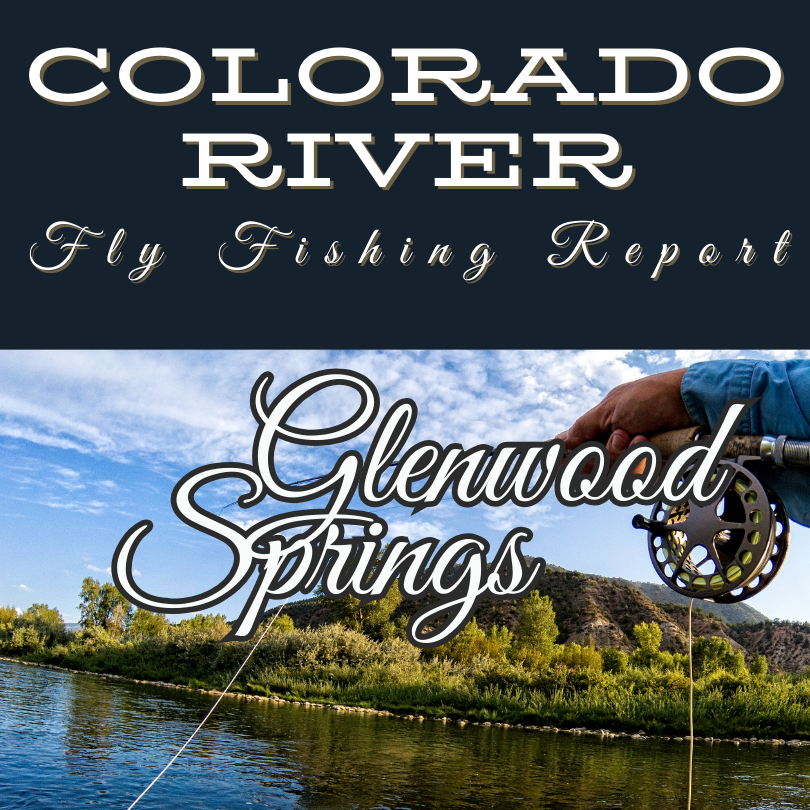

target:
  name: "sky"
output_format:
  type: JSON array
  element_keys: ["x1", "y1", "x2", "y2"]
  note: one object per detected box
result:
[{"x1": 0, "y1": 349, "x2": 808, "y2": 626}]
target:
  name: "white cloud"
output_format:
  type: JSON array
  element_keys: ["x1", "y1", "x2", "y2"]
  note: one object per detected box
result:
[
  {"x1": 18, "y1": 584, "x2": 31, "y2": 592},
  {"x1": 51, "y1": 465, "x2": 85, "y2": 491},
  {"x1": 479, "y1": 502, "x2": 559, "y2": 534},
  {"x1": 40, "y1": 498, "x2": 107, "y2": 515},
  {"x1": 87, "y1": 564, "x2": 112, "y2": 575},
  {"x1": 385, "y1": 516, "x2": 447, "y2": 540},
  {"x1": 760, "y1": 350, "x2": 810, "y2": 360},
  {"x1": 674, "y1": 349, "x2": 810, "y2": 366},
  {"x1": 675, "y1": 350, "x2": 744, "y2": 365},
  {"x1": 230, "y1": 517, "x2": 262, "y2": 531}
]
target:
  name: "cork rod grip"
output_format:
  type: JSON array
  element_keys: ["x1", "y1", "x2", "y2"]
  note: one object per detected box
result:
[
  {"x1": 648, "y1": 428, "x2": 763, "y2": 460},
  {"x1": 648, "y1": 427, "x2": 702, "y2": 459}
]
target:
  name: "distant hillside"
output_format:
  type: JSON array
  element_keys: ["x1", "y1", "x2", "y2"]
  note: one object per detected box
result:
[
  {"x1": 606, "y1": 576, "x2": 769, "y2": 625},
  {"x1": 730, "y1": 621, "x2": 810, "y2": 672},
  {"x1": 270, "y1": 566, "x2": 810, "y2": 673}
]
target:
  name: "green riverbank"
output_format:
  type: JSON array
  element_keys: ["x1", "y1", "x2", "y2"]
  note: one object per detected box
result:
[
  {"x1": 2, "y1": 655, "x2": 809, "y2": 750},
  {"x1": 5, "y1": 622, "x2": 810, "y2": 741}
]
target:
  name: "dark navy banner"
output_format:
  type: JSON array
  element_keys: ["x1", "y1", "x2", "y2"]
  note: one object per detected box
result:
[{"x1": 7, "y1": 0, "x2": 806, "y2": 347}]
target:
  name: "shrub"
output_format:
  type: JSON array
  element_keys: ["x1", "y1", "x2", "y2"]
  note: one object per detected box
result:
[
  {"x1": 328, "y1": 580, "x2": 402, "y2": 640},
  {"x1": 0, "y1": 605, "x2": 18, "y2": 627},
  {"x1": 269, "y1": 614, "x2": 295, "y2": 634},
  {"x1": 600, "y1": 647, "x2": 629, "y2": 674},
  {"x1": 7, "y1": 626, "x2": 45, "y2": 654},
  {"x1": 509, "y1": 645, "x2": 545, "y2": 671},
  {"x1": 553, "y1": 641, "x2": 603, "y2": 673},
  {"x1": 750, "y1": 655, "x2": 768, "y2": 678},
  {"x1": 486, "y1": 624, "x2": 513, "y2": 655},
  {"x1": 176, "y1": 613, "x2": 230, "y2": 639},
  {"x1": 700, "y1": 669, "x2": 750, "y2": 694},
  {"x1": 78, "y1": 625, "x2": 119, "y2": 648},
  {"x1": 294, "y1": 624, "x2": 382, "y2": 669},
  {"x1": 22, "y1": 604, "x2": 65, "y2": 645},
  {"x1": 630, "y1": 648, "x2": 677, "y2": 670},
  {"x1": 436, "y1": 619, "x2": 507, "y2": 664}
]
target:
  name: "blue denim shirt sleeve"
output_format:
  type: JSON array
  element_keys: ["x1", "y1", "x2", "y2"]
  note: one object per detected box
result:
[{"x1": 681, "y1": 359, "x2": 810, "y2": 527}]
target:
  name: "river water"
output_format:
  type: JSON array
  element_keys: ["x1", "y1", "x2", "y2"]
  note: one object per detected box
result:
[{"x1": 1, "y1": 659, "x2": 809, "y2": 809}]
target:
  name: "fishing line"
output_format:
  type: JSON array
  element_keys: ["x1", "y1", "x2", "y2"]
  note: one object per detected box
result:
[
  {"x1": 688, "y1": 597, "x2": 694, "y2": 810},
  {"x1": 217, "y1": 489, "x2": 457, "y2": 516},
  {"x1": 215, "y1": 450, "x2": 505, "y2": 516},
  {"x1": 125, "y1": 599, "x2": 289, "y2": 810}
]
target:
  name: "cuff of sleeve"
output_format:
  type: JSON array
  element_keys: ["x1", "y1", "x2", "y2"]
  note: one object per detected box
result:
[{"x1": 680, "y1": 360, "x2": 757, "y2": 434}]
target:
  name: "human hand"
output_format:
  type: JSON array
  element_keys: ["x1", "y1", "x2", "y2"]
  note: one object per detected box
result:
[{"x1": 556, "y1": 368, "x2": 692, "y2": 463}]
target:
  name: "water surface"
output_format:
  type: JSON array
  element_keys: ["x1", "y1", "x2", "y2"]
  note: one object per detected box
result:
[{"x1": 1, "y1": 660, "x2": 808, "y2": 809}]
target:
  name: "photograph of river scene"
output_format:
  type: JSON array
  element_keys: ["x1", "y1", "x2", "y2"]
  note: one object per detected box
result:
[
  {"x1": 2, "y1": 659, "x2": 810, "y2": 809},
  {"x1": 2, "y1": 350, "x2": 810, "y2": 808}
]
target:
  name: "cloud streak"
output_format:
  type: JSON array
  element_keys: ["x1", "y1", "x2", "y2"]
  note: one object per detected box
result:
[{"x1": 0, "y1": 350, "x2": 803, "y2": 481}]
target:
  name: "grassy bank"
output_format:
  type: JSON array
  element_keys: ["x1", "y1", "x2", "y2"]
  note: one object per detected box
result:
[{"x1": 8, "y1": 622, "x2": 810, "y2": 740}]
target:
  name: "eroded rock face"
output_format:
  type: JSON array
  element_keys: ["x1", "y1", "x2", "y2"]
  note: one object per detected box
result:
[
  {"x1": 659, "y1": 621, "x2": 687, "y2": 652},
  {"x1": 565, "y1": 617, "x2": 631, "y2": 652}
]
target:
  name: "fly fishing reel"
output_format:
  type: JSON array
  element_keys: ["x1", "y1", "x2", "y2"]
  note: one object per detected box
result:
[
  {"x1": 630, "y1": 426, "x2": 809, "y2": 604},
  {"x1": 634, "y1": 460, "x2": 790, "y2": 603}
]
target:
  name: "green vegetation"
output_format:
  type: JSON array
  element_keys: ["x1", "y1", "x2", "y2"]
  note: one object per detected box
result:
[
  {"x1": 326, "y1": 580, "x2": 403, "y2": 640},
  {"x1": 512, "y1": 592, "x2": 558, "y2": 663},
  {"x1": 1, "y1": 602, "x2": 69, "y2": 653},
  {"x1": 4, "y1": 580, "x2": 810, "y2": 739},
  {"x1": 79, "y1": 577, "x2": 133, "y2": 634}
]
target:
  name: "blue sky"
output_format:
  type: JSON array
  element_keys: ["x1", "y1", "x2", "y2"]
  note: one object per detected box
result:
[{"x1": 1, "y1": 349, "x2": 808, "y2": 625}]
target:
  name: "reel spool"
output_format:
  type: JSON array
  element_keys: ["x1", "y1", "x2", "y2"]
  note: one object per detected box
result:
[
  {"x1": 634, "y1": 461, "x2": 790, "y2": 603},
  {"x1": 712, "y1": 486, "x2": 789, "y2": 603}
]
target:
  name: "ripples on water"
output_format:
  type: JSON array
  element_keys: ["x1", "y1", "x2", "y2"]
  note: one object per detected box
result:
[{"x1": 1, "y1": 660, "x2": 809, "y2": 809}]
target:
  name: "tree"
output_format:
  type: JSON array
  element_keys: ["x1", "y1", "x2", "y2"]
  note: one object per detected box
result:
[
  {"x1": 513, "y1": 591, "x2": 558, "y2": 657},
  {"x1": 128, "y1": 608, "x2": 170, "y2": 637},
  {"x1": 22, "y1": 604, "x2": 65, "y2": 645},
  {"x1": 79, "y1": 577, "x2": 102, "y2": 629},
  {"x1": 486, "y1": 624, "x2": 513, "y2": 656},
  {"x1": 78, "y1": 578, "x2": 132, "y2": 635},
  {"x1": 691, "y1": 636, "x2": 746, "y2": 678},
  {"x1": 330, "y1": 581, "x2": 403, "y2": 639},
  {"x1": 0, "y1": 605, "x2": 19, "y2": 629},
  {"x1": 750, "y1": 655, "x2": 768, "y2": 678},
  {"x1": 633, "y1": 621, "x2": 663, "y2": 653},
  {"x1": 317, "y1": 543, "x2": 404, "y2": 640}
]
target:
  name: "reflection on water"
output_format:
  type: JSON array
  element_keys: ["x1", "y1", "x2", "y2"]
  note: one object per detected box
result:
[{"x1": 1, "y1": 660, "x2": 809, "y2": 809}]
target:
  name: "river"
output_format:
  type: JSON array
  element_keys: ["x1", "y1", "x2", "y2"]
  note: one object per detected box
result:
[{"x1": 1, "y1": 660, "x2": 809, "y2": 809}]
